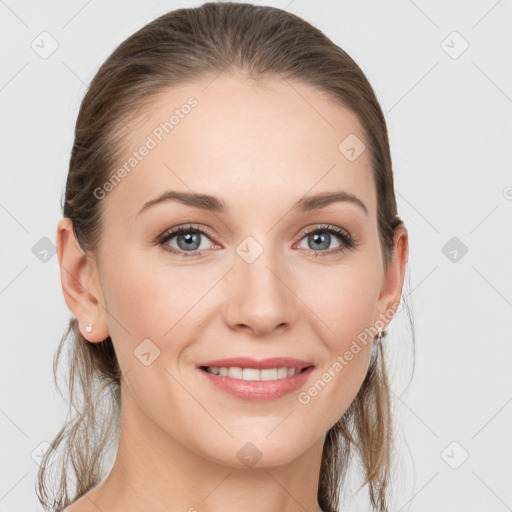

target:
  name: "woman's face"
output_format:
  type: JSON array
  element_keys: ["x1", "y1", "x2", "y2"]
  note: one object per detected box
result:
[{"x1": 78, "y1": 74, "x2": 407, "y2": 468}]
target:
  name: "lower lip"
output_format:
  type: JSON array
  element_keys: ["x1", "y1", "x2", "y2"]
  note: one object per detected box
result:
[{"x1": 197, "y1": 366, "x2": 315, "y2": 401}]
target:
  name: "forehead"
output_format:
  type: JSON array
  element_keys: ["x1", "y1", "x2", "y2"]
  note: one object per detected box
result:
[{"x1": 105, "y1": 73, "x2": 375, "y2": 221}]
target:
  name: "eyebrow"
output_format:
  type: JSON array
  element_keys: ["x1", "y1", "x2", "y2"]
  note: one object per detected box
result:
[{"x1": 137, "y1": 190, "x2": 368, "y2": 216}]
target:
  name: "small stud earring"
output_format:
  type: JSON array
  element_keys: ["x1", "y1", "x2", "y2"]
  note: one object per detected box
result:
[{"x1": 85, "y1": 324, "x2": 93, "y2": 333}]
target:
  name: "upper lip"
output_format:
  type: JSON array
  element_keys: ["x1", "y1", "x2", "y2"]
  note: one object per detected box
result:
[{"x1": 197, "y1": 357, "x2": 314, "y2": 371}]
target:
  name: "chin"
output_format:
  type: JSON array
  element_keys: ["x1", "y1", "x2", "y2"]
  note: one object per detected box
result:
[{"x1": 194, "y1": 432, "x2": 315, "y2": 469}]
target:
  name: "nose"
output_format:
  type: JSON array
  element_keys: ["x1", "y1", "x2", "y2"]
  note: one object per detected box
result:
[{"x1": 222, "y1": 243, "x2": 295, "y2": 337}]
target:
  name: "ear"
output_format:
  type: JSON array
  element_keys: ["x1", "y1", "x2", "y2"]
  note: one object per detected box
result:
[
  {"x1": 374, "y1": 223, "x2": 409, "y2": 329},
  {"x1": 56, "y1": 217, "x2": 110, "y2": 343}
]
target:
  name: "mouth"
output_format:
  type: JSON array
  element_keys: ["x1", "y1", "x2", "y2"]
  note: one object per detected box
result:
[{"x1": 195, "y1": 357, "x2": 315, "y2": 401}]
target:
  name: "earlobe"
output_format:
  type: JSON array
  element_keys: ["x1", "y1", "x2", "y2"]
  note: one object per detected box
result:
[{"x1": 56, "y1": 217, "x2": 109, "y2": 343}]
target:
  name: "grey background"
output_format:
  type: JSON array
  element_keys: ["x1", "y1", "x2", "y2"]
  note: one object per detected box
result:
[{"x1": 1, "y1": 0, "x2": 511, "y2": 510}]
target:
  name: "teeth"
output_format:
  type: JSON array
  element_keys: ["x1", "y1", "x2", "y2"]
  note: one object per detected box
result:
[
  {"x1": 205, "y1": 366, "x2": 301, "y2": 381},
  {"x1": 277, "y1": 367, "x2": 288, "y2": 379},
  {"x1": 260, "y1": 369, "x2": 277, "y2": 380},
  {"x1": 228, "y1": 367, "x2": 242, "y2": 379},
  {"x1": 242, "y1": 368, "x2": 259, "y2": 380}
]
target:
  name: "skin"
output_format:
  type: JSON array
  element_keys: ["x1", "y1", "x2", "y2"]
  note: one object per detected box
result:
[{"x1": 57, "y1": 73, "x2": 408, "y2": 512}]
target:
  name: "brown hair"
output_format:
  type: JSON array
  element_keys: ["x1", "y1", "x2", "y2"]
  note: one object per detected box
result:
[{"x1": 37, "y1": 3, "x2": 415, "y2": 511}]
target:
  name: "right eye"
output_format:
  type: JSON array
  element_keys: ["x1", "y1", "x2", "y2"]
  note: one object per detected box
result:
[{"x1": 157, "y1": 224, "x2": 219, "y2": 258}]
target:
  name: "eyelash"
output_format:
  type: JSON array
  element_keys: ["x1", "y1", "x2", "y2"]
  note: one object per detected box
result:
[{"x1": 157, "y1": 223, "x2": 359, "y2": 259}]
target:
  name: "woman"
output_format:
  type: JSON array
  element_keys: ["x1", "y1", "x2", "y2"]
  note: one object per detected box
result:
[{"x1": 38, "y1": 2, "x2": 412, "y2": 511}]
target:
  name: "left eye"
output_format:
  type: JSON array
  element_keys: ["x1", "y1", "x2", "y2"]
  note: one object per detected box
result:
[
  {"x1": 295, "y1": 224, "x2": 356, "y2": 256},
  {"x1": 297, "y1": 230, "x2": 342, "y2": 251}
]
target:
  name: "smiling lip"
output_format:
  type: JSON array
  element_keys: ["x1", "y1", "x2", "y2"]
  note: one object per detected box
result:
[{"x1": 196, "y1": 357, "x2": 315, "y2": 401}]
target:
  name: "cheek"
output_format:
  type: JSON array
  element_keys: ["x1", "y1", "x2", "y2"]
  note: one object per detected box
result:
[
  {"x1": 298, "y1": 260, "x2": 380, "y2": 347},
  {"x1": 293, "y1": 262, "x2": 380, "y2": 422},
  {"x1": 99, "y1": 249, "x2": 220, "y2": 369}
]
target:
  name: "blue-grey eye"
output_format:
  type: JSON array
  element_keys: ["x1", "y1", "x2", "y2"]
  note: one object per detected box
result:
[
  {"x1": 162, "y1": 228, "x2": 214, "y2": 253},
  {"x1": 298, "y1": 230, "x2": 343, "y2": 252}
]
